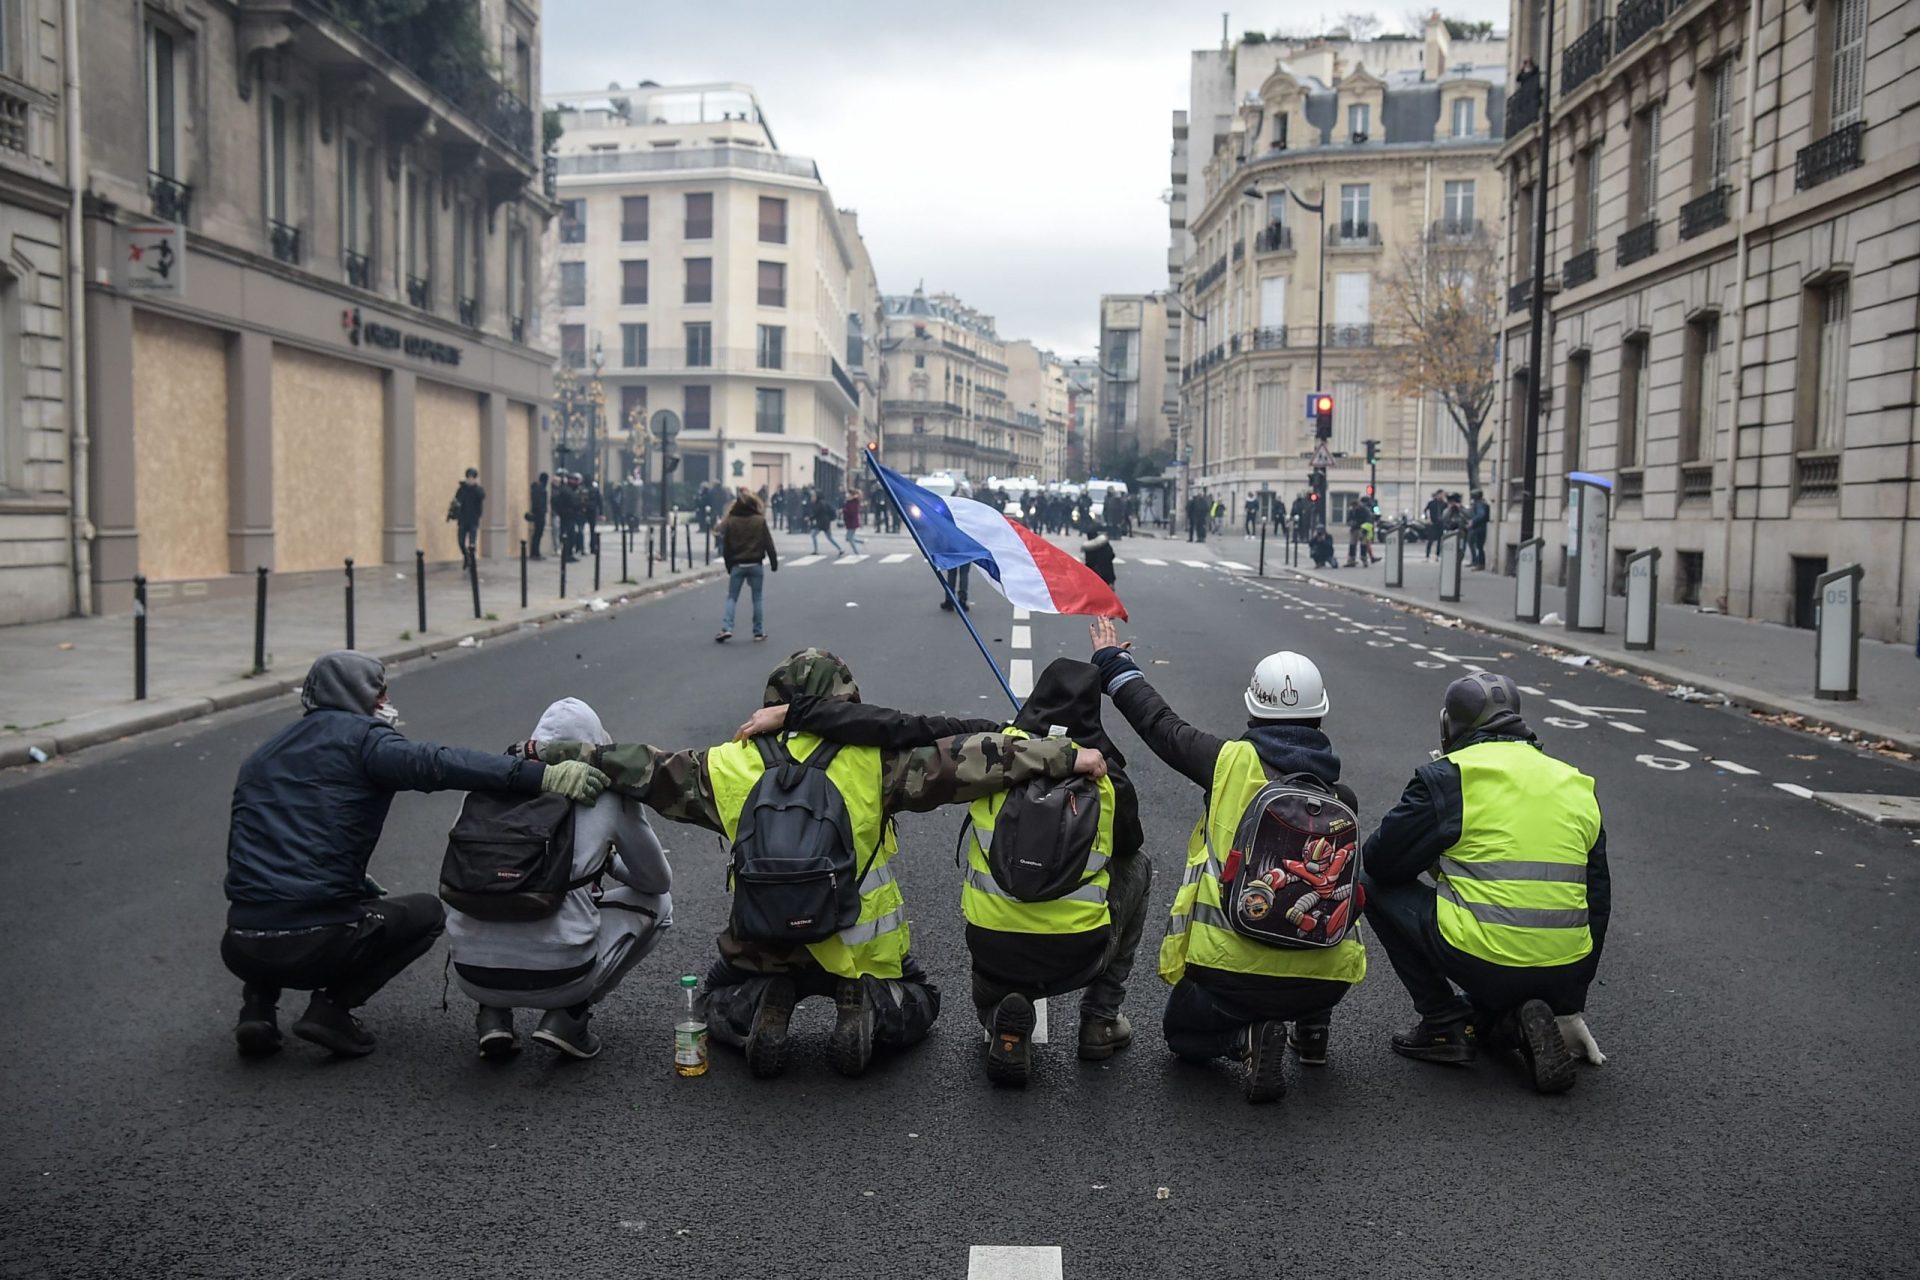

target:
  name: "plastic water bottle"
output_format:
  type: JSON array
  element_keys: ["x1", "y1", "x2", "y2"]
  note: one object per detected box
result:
[{"x1": 674, "y1": 974, "x2": 708, "y2": 1077}]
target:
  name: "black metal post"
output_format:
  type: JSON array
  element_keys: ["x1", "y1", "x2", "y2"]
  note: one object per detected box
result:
[
  {"x1": 621, "y1": 527, "x2": 630, "y2": 582},
  {"x1": 252, "y1": 566, "x2": 268, "y2": 675},
  {"x1": 414, "y1": 549, "x2": 427, "y2": 633},
  {"x1": 592, "y1": 531, "x2": 602, "y2": 592},
  {"x1": 133, "y1": 575, "x2": 148, "y2": 701},
  {"x1": 647, "y1": 527, "x2": 655, "y2": 578},
  {"x1": 520, "y1": 539, "x2": 529, "y2": 608},
  {"x1": 669, "y1": 518, "x2": 678, "y2": 573},
  {"x1": 469, "y1": 554, "x2": 481, "y2": 619},
  {"x1": 1519, "y1": 0, "x2": 1557, "y2": 544},
  {"x1": 704, "y1": 527, "x2": 712, "y2": 566},
  {"x1": 1258, "y1": 517, "x2": 1268, "y2": 577},
  {"x1": 344, "y1": 559, "x2": 356, "y2": 650},
  {"x1": 684, "y1": 522, "x2": 693, "y2": 567},
  {"x1": 560, "y1": 544, "x2": 568, "y2": 599}
]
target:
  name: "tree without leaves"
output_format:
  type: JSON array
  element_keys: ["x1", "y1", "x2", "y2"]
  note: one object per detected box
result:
[
  {"x1": 1375, "y1": 225, "x2": 1504, "y2": 490},
  {"x1": 1337, "y1": 11, "x2": 1385, "y2": 39}
]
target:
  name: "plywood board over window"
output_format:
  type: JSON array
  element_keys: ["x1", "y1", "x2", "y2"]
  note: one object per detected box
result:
[
  {"x1": 504, "y1": 403, "x2": 533, "y2": 550},
  {"x1": 132, "y1": 311, "x2": 229, "y2": 581},
  {"x1": 414, "y1": 380, "x2": 483, "y2": 564},
  {"x1": 272, "y1": 346, "x2": 383, "y2": 572}
]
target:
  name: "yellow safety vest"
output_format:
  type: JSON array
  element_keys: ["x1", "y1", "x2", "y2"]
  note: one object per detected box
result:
[
  {"x1": 962, "y1": 727, "x2": 1116, "y2": 938},
  {"x1": 1435, "y1": 740, "x2": 1600, "y2": 969},
  {"x1": 706, "y1": 733, "x2": 905, "y2": 979},
  {"x1": 1158, "y1": 740, "x2": 1367, "y2": 987}
]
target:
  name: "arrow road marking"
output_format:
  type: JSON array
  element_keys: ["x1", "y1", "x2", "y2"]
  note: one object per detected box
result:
[
  {"x1": 1637, "y1": 754, "x2": 1691, "y2": 771},
  {"x1": 1609, "y1": 721, "x2": 1646, "y2": 733},
  {"x1": 1550, "y1": 698, "x2": 1646, "y2": 717}
]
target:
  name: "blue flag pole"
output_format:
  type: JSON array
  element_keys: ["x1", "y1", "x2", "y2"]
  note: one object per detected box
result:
[{"x1": 863, "y1": 449, "x2": 1022, "y2": 713}]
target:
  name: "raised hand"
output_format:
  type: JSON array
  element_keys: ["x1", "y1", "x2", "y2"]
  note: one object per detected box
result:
[
  {"x1": 734, "y1": 704, "x2": 788, "y2": 741},
  {"x1": 1088, "y1": 617, "x2": 1130, "y2": 652}
]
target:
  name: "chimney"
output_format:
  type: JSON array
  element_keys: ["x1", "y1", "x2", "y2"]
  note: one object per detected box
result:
[{"x1": 1425, "y1": 9, "x2": 1451, "y2": 79}]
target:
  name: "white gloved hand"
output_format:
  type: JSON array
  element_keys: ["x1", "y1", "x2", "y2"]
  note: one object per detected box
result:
[{"x1": 1557, "y1": 1013, "x2": 1606, "y2": 1064}]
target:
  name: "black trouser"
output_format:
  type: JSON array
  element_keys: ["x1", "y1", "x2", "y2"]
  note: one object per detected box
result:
[
  {"x1": 1468, "y1": 527, "x2": 1487, "y2": 568},
  {"x1": 457, "y1": 520, "x2": 480, "y2": 566},
  {"x1": 1162, "y1": 971, "x2": 1350, "y2": 1061},
  {"x1": 969, "y1": 853, "x2": 1153, "y2": 1023},
  {"x1": 943, "y1": 565, "x2": 971, "y2": 607},
  {"x1": 702, "y1": 951, "x2": 940, "y2": 1052},
  {"x1": 527, "y1": 514, "x2": 545, "y2": 558},
  {"x1": 220, "y1": 895, "x2": 446, "y2": 1009},
  {"x1": 1424, "y1": 528, "x2": 1441, "y2": 559},
  {"x1": 1361, "y1": 873, "x2": 1600, "y2": 1022}
]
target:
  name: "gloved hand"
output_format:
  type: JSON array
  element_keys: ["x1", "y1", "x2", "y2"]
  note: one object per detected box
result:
[
  {"x1": 542, "y1": 760, "x2": 610, "y2": 804},
  {"x1": 529, "y1": 738, "x2": 595, "y2": 766}
]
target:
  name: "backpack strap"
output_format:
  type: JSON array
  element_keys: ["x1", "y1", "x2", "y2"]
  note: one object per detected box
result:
[{"x1": 1274, "y1": 770, "x2": 1337, "y2": 798}]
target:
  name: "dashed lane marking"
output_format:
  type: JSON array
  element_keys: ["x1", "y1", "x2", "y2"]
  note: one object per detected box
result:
[
  {"x1": 1112, "y1": 558, "x2": 1127, "y2": 565},
  {"x1": 879, "y1": 553, "x2": 911, "y2": 564},
  {"x1": 786, "y1": 554, "x2": 825, "y2": 567},
  {"x1": 1775, "y1": 783, "x2": 1816, "y2": 798},
  {"x1": 1712, "y1": 758, "x2": 1760, "y2": 775},
  {"x1": 1608, "y1": 721, "x2": 1646, "y2": 733},
  {"x1": 1009, "y1": 659, "x2": 1034, "y2": 699},
  {"x1": 1519, "y1": 685, "x2": 1545, "y2": 696},
  {"x1": 1216, "y1": 560, "x2": 1253, "y2": 571},
  {"x1": 1140, "y1": 558, "x2": 1168, "y2": 566},
  {"x1": 1010, "y1": 626, "x2": 1031, "y2": 650},
  {"x1": 967, "y1": 1246, "x2": 1064, "y2": 1279},
  {"x1": 1012, "y1": 607, "x2": 1030, "y2": 620},
  {"x1": 1181, "y1": 560, "x2": 1209, "y2": 569},
  {"x1": 834, "y1": 555, "x2": 868, "y2": 565},
  {"x1": 1656, "y1": 739, "x2": 1698, "y2": 753}
]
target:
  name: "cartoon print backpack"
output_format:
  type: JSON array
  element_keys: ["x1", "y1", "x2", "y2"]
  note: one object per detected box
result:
[{"x1": 1218, "y1": 773, "x2": 1362, "y2": 949}]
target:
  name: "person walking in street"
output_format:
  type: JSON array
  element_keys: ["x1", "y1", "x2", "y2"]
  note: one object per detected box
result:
[
  {"x1": 447, "y1": 697, "x2": 672, "y2": 1061},
  {"x1": 528, "y1": 649, "x2": 1108, "y2": 1080},
  {"x1": 715, "y1": 489, "x2": 778, "y2": 643},
  {"x1": 526, "y1": 471, "x2": 549, "y2": 560},
  {"x1": 1424, "y1": 489, "x2": 1447, "y2": 560},
  {"x1": 1361, "y1": 673, "x2": 1609, "y2": 1094},
  {"x1": 1244, "y1": 495, "x2": 1259, "y2": 539},
  {"x1": 220, "y1": 651, "x2": 608, "y2": 1059},
  {"x1": 809, "y1": 491, "x2": 843, "y2": 557},
  {"x1": 1088, "y1": 623, "x2": 1365, "y2": 1103},
  {"x1": 449, "y1": 467, "x2": 485, "y2": 569},
  {"x1": 1467, "y1": 489, "x2": 1491, "y2": 570},
  {"x1": 1081, "y1": 519, "x2": 1117, "y2": 587},
  {"x1": 841, "y1": 489, "x2": 863, "y2": 554}
]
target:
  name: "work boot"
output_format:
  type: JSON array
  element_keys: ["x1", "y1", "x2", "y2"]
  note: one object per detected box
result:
[
  {"x1": 1512, "y1": 999, "x2": 1577, "y2": 1095},
  {"x1": 985, "y1": 993, "x2": 1036, "y2": 1087},
  {"x1": 1077, "y1": 1011, "x2": 1134, "y2": 1062},
  {"x1": 234, "y1": 986, "x2": 283, "y2": 1058},
  {"x1": 1240, "y1": 1020, "x2": 1288, "y2": 1104},
  {"x1": 1391, "y1": 1017, "x2": 1476, "y2": 1065},
  {"x1": 1288, "y1": 1019, "x2": 1330, "y2": 1066},
  {"x1": 476, "y1": 1005, "x2": 518, "y2": 1060},
  {"x1": 532, "y1": 1005, "x2": 601, "y2": 1060},
  {"x1": 291, "y1": 991, "x2": 376, "y2": 1058},
  {"x1": 745, "y1": 975, "x2": 796, "y2": 1080},
  {"x1": 827, "y1": 978, "x2": 875, "y2": 1078}
]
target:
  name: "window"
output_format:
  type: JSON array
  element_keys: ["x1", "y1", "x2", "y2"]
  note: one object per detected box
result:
[
  {"x1": 506, "y1": 224, "x2": 527, "y2": 327},
  {"x1": 1348, "y1": 103, "x2": 1371, "y2": 140},
  {"x1": 1804, "y1": 281, "x2": 1849, "y2": 451},
  {"x1": 684, "y1": 385, "x2": 711, "y2": 432},
  {"x1": 1265, "y1": 192, "x2": 1289, "y2": 229},
  {"x1": 1630, "y1": 104, "x2": 1662, "y2": 224},
  {"x1": 1334, "y1": 271, "x2": 1370, "y2": 328},
  {"x1": 1258, "y1": 276, "x2": 1286, "y2": 327},
  {"x1": 1619, "y1": 335, "x2": 1648, "y2": 468},
  {"x1": 1451, "y1": 97, "x2": 1476, "y2": 137},
  {"x1": 560, "y1": 198, "x2": 586, "y2": 244},
  {"x1": 1339, "y1": 183, "x2": 1371, "y2": 237},
  {"x1": 1573, "y1": 145, "x2": 1601, "y2": 249},
  {"x1": 684, "y1": 257, "x2": 712, "y2": 304},
  {"x1": 620, "y1": 385, "x2": 648, "y2": 430},
  {"x1": 756, "y1": 324, "x2": 785, "y2": 370},
  {"x1": 403, "y1": 169, "x2": 431, "y2": 302},
  {"x1": 685, "y1": 192, "x2": 713, "y2": 239},
  {"x1": 759, "y1": 196, "x2": 788, "y2": 244},
  {"x1": 1514, "y1": 182, "x2": 1535, "y2": 274},
  {"x1": 456, "y1": 201, "x2": 482, "y2": 309},
  {"x1": 1269, "y1": 113, "x2": 1289, "y2": 150},
  {"x1": 1702, "y1": 62, "x2": 1732, "y2": 188},
  {"x1": 1682, "y1": 317, "x2": 1720, "y2": 463},
  {"x1": 560, "y1": 324, "x2": 586, "y2": 369},
  {"x1": 757, "y1": 260, "x2": 786, "y2": 307},
  {"x1": 1830, "y1": 0, "x2": 1867, "y2": 129},
  {"x1": 1443, "y1": 179, "x2": 1476, "y2": 231},
  {"x1": 265, "y1": 93, "x2": 290, "y2": 226},
  {"x1": 914, "y1": 354, "x2": 926, "y2": 369},
  {"x1": 147, "y1": 24, "x2": 180, "y2": 180},
  {"x1": 685, "y1": 322, "x2": 712, "y2": 367},
  {"x1": 343, "y1": 137, "x2": 372, "y2": 259},
  {"x1": 621, "y1": 323, "x2": 647, "y2": 368},
  {"x1": 1255, "y1": 382, "x2": 1286, "y2": 453},
  {"x1": 621, "y1": 259, "x2": 648, "y2": 305},
  {"x1": 1107, "y1": 329, "x2": 1139, "y2": 378},
  {"x1": 755, "y1": 388, "x2": 785, "y2": 433},
  {"x1": 559, "y1": 262, "x2": 585, "y2": 307},
  {"x1": 1428, "y1": 395, "x2": 1466, "y2": 458},
  {"x1": 1332, "y1": 380, "x2": 1365, "y2": 453},
  {"x1": 621, "y1": 196, "x2": 648, "y2": 241},
  {"x1": 1564, "y1": 351, "x2": 1589, "y2": 474}
]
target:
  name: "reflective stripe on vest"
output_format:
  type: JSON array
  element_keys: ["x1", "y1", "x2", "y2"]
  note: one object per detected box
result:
[
  {"x1": 963, "y1": 867, "x2": 1108, "y2": 906},
  {"x1": 1434, "y1": 739, "x2": 1600, "y2": 969},
  {"x1": 960, "y1": 727, "x2": 1115, "y2": 938}
]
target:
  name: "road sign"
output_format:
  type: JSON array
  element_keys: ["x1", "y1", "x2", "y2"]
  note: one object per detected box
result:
[
  {"x1": 650, "y1": 409, "x2": 682, "y2": 440},
  {"x1": 1310, "y1": 440, "x2": 1332, "y2": 469}
]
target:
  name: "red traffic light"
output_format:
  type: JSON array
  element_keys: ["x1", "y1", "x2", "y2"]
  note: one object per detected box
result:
[
  {"x1": 1309, "y1": 491, "x2": 1320, "y2": 502},
  {"x1": 1364, "y1": 485, "x2": 1375, "y2": 497},
  {"x1": 1314, "y1": 394, "x2": 1334, "y2": 414}
]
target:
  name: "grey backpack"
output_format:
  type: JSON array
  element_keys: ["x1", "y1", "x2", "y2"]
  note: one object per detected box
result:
[{"x1": 727, "y1": 737, "x2": 866, "y2": 945}]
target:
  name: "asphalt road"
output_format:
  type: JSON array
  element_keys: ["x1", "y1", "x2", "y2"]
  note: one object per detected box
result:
[{"x1": 3, "y1": 530, "x2": 1916, "y2": 1279}]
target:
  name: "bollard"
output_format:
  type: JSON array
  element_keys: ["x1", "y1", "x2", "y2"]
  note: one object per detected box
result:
[
  {"x1": 341, "y1": 559, "x2": 355, "y2": 649},
  {"x1": 1437, "y1": 532, "x2": 1462, "y2": 603},
  {"x1": 669, "y1": 520, "x2": 678, "y2": 574},
  {"x1": 1514, "y1": 537, "x2": 1544, "y2": 623},
  {"x1": 520, "y1": 539, "x2": 529, "y2": 609},
  {"x1": 685, "y1": 522, "x2": 694, "y2": 567},
  {"x1": 647, "y1": 527, "x2": 655, "y2": 579},
  {"x1": 1257, "y1": 518, "x2": 1267, "y2": 577},
  {"x1": 1815, "y1": 563, "x2": 1864, "y2": 700},
  {"x1": 592, "y1": 531, "x2": 602, "y2": 592},
  {"x1": 705, "y1": 527, "x2": 712, "y2": 566},
  {"x1": 1624, "y1": 547, "x2": 1660, "y2": 651},
  {"x1": 560, "y1": 543, "x2": 568, "y2": 600},
  {"x1": 252, "y1": 566, "x2": 269, "y2": 675},
  {"x1": 469, "y1": 553, "x2": 482, "y2": 620},
  {"x1": 415, "y1": 549, "x2": 427, "y2": 633},
  {"x1": 133, "y1": 575, "x2": 148, "y2": 701}
]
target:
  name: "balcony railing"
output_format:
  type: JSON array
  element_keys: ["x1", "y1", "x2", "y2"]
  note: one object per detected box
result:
[
  {"x1": 1795, "y1": 453, "x2": 1839, "y2": 500},
  {"x1": 1256, "y1": 222, "x2": 1293, "y2": 252},
  {"x1": 344, "y1": 249, "x2": 372, "y2": 289},
  {"x1": 1252, "y1": 326, "x2": 1289, "y2": 350},
  {"x1": 882, "y1": 400, "x2": 965, "y2": 416},
  {"x1": 149, "y1": 171, "x2": 192, "y2": 223},
  {"x1": 1193, "y1": 255, "x2": 1228, "y2": 292},
  {"x1": 0, "y1": 83, "x2": 29, "y2": 154},
  {"x1": 458, "y1": 296, "x2": 478, "y2": 328},
  {"x1": 1795, "y1": 121, "x2": 1864, "y2": 191},
  {"x1": 1508, "y1": 73, "x2": 1542, "y2": 133},
  {"x1": 554, "y1": 143, "x2": 823, "y2": 184},
  {"x1": 268, "y1": 220, "x2": 301, "y2": 265},
  {"x1": 1681, "y1": 464, "x2": 1714, "y2": 501},
  {"x1": 406, "y1": 274, "x2": 432, "y2": 310},
  {"x1": 1428, "y1": 219, "x2": 1483, "y2": 243},
  {"x1": 1329, "y1": 220, "x2": 1382, "y2": 247},
  {"x1": 1508, "y1": 278, "x2": 1533, "y2": 314},
  {"x1": 1562, "y1": 18, "x2": 1612, "y2": 96},
  {"x1": 1679, "y1": 185, "x2": 1731, "y2": 239},
  {"x1": 1616, "y1": 219, "x2": 1658, "y2": 267},
  {"x1": 1563, "y1": 246, "x2": 1598, "y2": 288},
  {"x1": 1615, "y1": 0, "x2": 1665, "y2": 53},
  {"x1": 1324, "y1": 323, "x2": 1375, "y2": 348}
]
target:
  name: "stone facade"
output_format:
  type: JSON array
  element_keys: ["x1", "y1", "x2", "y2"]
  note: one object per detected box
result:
[
  {"x1": 1495, "y1": 0, "x2": 1919, "y2": 643},
  {"x1": 876, "y1": 287, "x2": 1017, "y2": 485},
  {"x1": 1005, "y1": 340, "x2": 1068, "y2": 482},
  {"x1": 1097, "y1": 294, "x2": 1174, "y2": 469}
]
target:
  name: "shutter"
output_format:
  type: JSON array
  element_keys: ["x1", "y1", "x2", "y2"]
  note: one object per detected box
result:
[
  {"x1": 1831, "y1": 0, "x2": 1866, "y2": 128},
  {"x1": 1333, "y1": 380, "x2": 1365, "y2": 454},
  {"x1": 1644, "y1": 105, "x2": 1662, "y2": 220},
  {"x1": 1256, "y1": 382, "x2": 1285, "y2": 454},
  {"x1": 1259, "y1": 276, "x2": 1287, "y2": 327},
  {"x1": 1334, "y1": 272, "x2": 1370, "y2": 325}
]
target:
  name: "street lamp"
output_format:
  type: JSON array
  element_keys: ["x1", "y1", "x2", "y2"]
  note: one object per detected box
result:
[
  {"x1": 1173, "y1": 186, "x2": 1264, "y2": 536},
  {"x1": 1265, "y1": 180, "x2": 1331, "y2": 532}
]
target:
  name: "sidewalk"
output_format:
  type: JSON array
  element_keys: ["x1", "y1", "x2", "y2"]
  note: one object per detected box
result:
[
  {"x1": 1283, "y1": 548, "x2": 1920, "y2": 753},
  {"x1": 0, "y1": 525, "x2": 735, "y2": 768}
]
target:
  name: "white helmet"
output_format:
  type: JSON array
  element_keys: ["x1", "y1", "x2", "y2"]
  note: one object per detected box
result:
[{"x1": 1244, "y1": 651, "x2": 1330, "y2": 720}]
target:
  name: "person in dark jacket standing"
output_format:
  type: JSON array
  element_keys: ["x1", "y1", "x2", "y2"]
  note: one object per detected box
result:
[
  {"x1": 450, "y1": 468, "x2": 485, "y2": 569},
  {"x1": 1291, "y1": 493, "x2": 1310, "y2": 544},
  {"x1": 220, "y1": 651, "x2": 609, "y2": 1059},
  {"x1": 527, "y1": 471, "x2": 550, "y2": 560},
  {"x1": 716, "y1": 489, "x2": 778, "y2": 642},
  {"x1": 1080, "y1": 519, "x2": 1116, "y2": 586},
  {"x1": 1467, "y1": 489, "x2": 1490, "y2": 570},
  {"x1": 1423, "y1": 490, "x2": 1447, "y2": 559},
  {"x1": 808, "y1": 492, "x2": 843, "y2": 556}
]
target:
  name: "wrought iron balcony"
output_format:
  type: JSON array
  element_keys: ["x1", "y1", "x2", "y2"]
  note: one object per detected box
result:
[
  {"x1": 343, "y1": 249, "x2": 371, "y2": 289},
  {"x1": 1256, "y1": 222, "x2": 1293, "y2": 252},
  {"x1": 1616, "y1": 219, "x2": 1658, "y2": 267},
  {"x1": 1795, "y1": 121, "x2": 1864, "y2": 191},
  {"x1": 510, "y1": 316, "x2": 525, "y2": 344},
  {"x1": 1679, "y1": 185, "x2": 1731, "y2": 239},
  {"x1": 1508, "y1": 278, "x2": 1533, "y2": 314},
  {"x1": 1252, "y1": 325, "x2": 1288, "y2": 350},
  {"x1": 1329, "y1": 220, "x2": 1382, "y2": 247},
  {"x1": 149, "y1": 171, "x2": 192, "y2": 223},
  {"x1": 1324, "y1": 323, "x2": 1375, "y2": 348},
  {"x1": 481, "y1": 87, "x2": 534, "y2": 159},
  {"x1": 1193, "y1": 255, "x2": 1228, "y2": 292},
  {"x1": 1562, "y1": 246, "x2": 1598, "y2": 289},
  {"x1": 406, "y1": 274, "x2": 432, "y2": 310},
  {"x1": 1507, "y1": 73, "x2": 1542, "y2": 133},
  {"x1": 1562, "y1": 18, "x2": 1612, "y2": 96},
  {"x1": 1615, "y1": 0, "x2": 1664, "y2": 53},
  {"x1": 1428, "y1": 219, "x2": 1483, "y2": 243},
  {"x1": 268, "y1": 220, "x2": 301, "y2": 265},
  {"x1": 458, "y1": 295, "x2": 478, "y2": 328}
]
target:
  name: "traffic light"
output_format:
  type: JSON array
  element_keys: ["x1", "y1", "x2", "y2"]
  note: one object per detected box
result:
[
  {"x1": 1313, "y1": 392, "x2": 1334, "y2": 436},
  {"x1": 1364, "y1": 440, "x2": 1378, "y2": 465},
  {"x1": 1364, "y1": 484, "x2": 1376, "y2": 498}
]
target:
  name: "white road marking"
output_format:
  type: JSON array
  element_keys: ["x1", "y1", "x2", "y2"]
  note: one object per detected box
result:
[
  {"x1": 1140, "y1": 558, "x2": 1168, "y2": 566},
  {"x1": 967, "y1": 1246, "x2": 1063, "y2": 1279},
  {"x1": 879, "y1": 552, "x2": 911, "y2": 564},
  {"x1": 1181, "y1": 559, "x2": 1209, "y2": 569},
  {"x1": 1550, "y1": 698, "x2": 1645, "y2": 717},
  {"x1": 1405, "y1": 642, "x2": 1428, "y2": 649},
  {"x1": 834, "y1": 555, "x2": 868, "y2": 565},
  {"x1": 1216, "y1": 560, "x2": 1253, "y2": 571},
  {"x1": 1637, "y1": 754, "x2": 1691, "y2": 771},
  {"x1": 1774, "y1": 782, "x2": 1815, "y2": 798},
  {"x1": 786, "y1": 554, "x2": 825, "y2": 567},
  {"x1": 1712, "y1": 758, "x2": 1760, "y2": 775},
  {"x1": 1608, "y1": 721, "x2": 1646, "y2": 734},
  {"x1": 1010, "y1": 626, "x2": 1031, "y2": 650},
  {"x1": 1414, "y1": 660, "x2": 1448, "y2": 669},
  {"x1": 1033, "y1": 997, "x2": 1049, "y2": 1044},
  {"x1": 1519, "y1": 685, "x2": 1544, "y2": 695},
  {"x1": 1656, "y1": 738, "x2": 1698, "y2": 753},
  {"x1": 1544, "y1": 717, "x2": 1589, "y2": 729},
  {"x1": 1012, "y1": 607, "x2": 1030, "y2": 620},
  {"x1": 1009, "y1": 659, "x2": 1033, "y2": 698},
  {"x1": 1112, "y1": 558, "x2": 1127, "y2": 565}
]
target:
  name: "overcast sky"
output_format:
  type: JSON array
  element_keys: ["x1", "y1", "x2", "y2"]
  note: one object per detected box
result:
[{"x1": 546, "y1": 1, "x2": 1510, "y2": 357}]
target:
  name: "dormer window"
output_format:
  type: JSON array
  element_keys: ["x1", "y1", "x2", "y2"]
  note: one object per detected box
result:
[
  {"x1": 1451, "y1": 97, "x2": 1476, "y2": 137},
  {"x1": 1348, "y1": 104, "x2": 1371, "y2": 142},
  {"x1": 1270, "y1": 114, "x2": 1289, "y2": 150}
]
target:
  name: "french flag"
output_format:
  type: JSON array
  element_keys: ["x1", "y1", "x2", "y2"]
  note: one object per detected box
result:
[{"x1": 869, "y1": 459, "x2": 1128, "y2": 620}]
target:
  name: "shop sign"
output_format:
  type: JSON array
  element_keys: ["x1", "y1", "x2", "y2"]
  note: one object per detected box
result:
[
  {"x1": 121, "y1": 223, "x2": 185, "y2": 295},
  {"x1": 341, "y1": 307, "x2": 463, "y2": 366}
]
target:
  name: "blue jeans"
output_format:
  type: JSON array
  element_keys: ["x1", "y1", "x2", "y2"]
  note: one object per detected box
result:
[
  {"x1": 844, "y1": 527, "x2": 862, "y2": 553},
  {"x1": 722, "y1": 565, "x2": 765, "y2": 636},
  {"x1": 810, "y1": 528, "x2": 842, "y2": 555}
]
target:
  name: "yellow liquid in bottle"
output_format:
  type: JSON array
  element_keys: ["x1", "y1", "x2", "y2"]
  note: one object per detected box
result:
[{"x1": 674, "y1": 1020, "x2": 709, "y2": 1077}]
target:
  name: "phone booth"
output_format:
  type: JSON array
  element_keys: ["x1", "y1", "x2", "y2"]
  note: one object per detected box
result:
[
  {"x1": 1815, "y1": 563, "x2": 1864, "y2": 700},
  {"x1": 1565, "y1": 472, "x2": 1612, "y2": 632},
  {"x1": 1515, "y1": 536, "x2": 1544, "y2": 623},
  {"x1": 1384, "y1": 519, "x2": 1406, "y2": 588}
]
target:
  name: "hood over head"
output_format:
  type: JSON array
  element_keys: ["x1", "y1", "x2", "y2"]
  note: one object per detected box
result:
[
  {"x1": 1243, "y1": 722, "x2": 1342, "y2": 784},
  {"x1": 765, "y1": 648, "x2": 861, "y2": 708},
  {"x1": 532, "y1": 696, "x2": 612, "y2": 746},
  {"x1": 301, "y1": 650, "x2": 386, "y2": 716},
  {"x1": 1014, "y1": 658, "x2": 1123, "y2": 765}
]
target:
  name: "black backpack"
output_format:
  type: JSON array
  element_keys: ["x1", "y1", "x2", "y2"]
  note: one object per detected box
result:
[
  {"x1": 1216, "y1": 773, "x2": 1362, "y2": 949},
  {"x1": 440, "y1": 791, "x2": 599, "y2": 922},
  {"x1": 727, "y1": 737, "x2": 866, "y2": 945},
  {"x1": 969, "y1": 774, "x2": 1104, "y2": 903}
]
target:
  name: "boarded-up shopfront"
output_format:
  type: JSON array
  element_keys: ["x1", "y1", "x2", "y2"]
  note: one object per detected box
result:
[
  {"x1": 414, "y1": 381, "x2": 484, "y2": 565},
  {"x1": 272, "y1": 346, "x2": 385, "y2": 573},
  {"x1": 130, "y1": 312, "x2": 229, "y2": 582}
]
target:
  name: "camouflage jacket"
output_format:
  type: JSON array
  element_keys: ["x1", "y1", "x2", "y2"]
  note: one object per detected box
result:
[{"x1": 543, "y1": 732, "x2": 1079, "y2": 835}]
